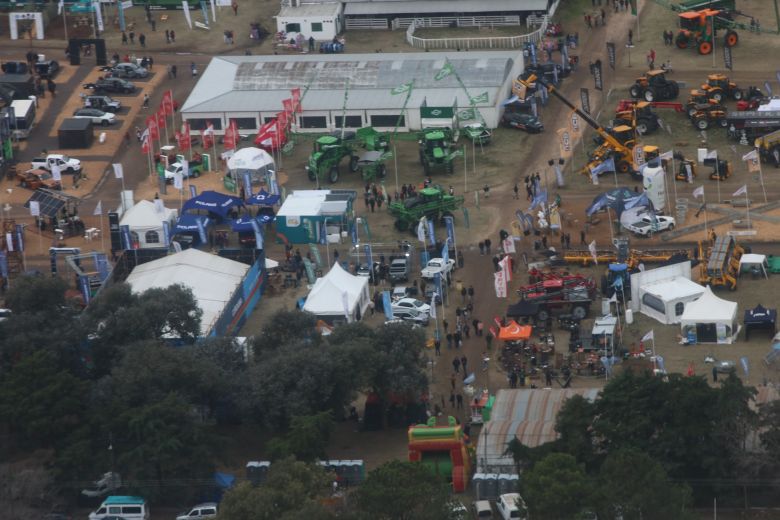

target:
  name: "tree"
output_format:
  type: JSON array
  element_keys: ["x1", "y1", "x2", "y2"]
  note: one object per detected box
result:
[
  {"x1": 0, "y1": 350, "x2": 88, "y2": 448},
  {"x1": 218, "y1": 458, "x2": 335, "y2": 520},
  {"x1": 596, "y1": 448, "x2": 694, "y2": 520},
  {"x1": 553, "y1": 394, "x2": 598, "y2": 470},
  {"x1": 352, "y1": 461, "x2": 452, "y2": 520},
  {"x1": 521, "y1": 453, "x2": 592, "y2": 519},
  {"x1": 4, "y1": 275, "x2": 68, "y2": 315},
  {"x1": 267, "y1": 412, "x2": 334, "y2": 462},
  {"x1": 251, "y1": 310, "x2": 319, "y2": 354}
]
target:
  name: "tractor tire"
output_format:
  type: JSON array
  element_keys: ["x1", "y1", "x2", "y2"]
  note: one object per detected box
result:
[
  {"x1": 537, "y1": 309, "x2": 549, "y2": 323},
  {"x1": 725, "y1": 30, "x2": 738, "y2": 48},
  {"x1": 698, "y1": 41, "x2": 713, "y2": 55},
  {"x1": 711, "y1": 91, "x2": 724, "y2": 103},
  {"x1": 636, "y1": 119, "x2": 650, "y2": 135},
  {"x1": 668, "y1": 223, "x2": 675, "y2": 231},
  {"x1": 643, "y1": 88, "x2": 656, "y2": 102},
  {"x1": 695, "y1": 117, "x2": 709, "y2": 130},
  {"x1": 629, "y1": 84, "x2": 641, "y2": 98},
  {"x1": 687, "y1": 105, "x2": 698, "y2": 118},
  {"x1": 328, "y1": 166, "x2": 339, "y2": 184},
  {"x1": 670, "y1": 82, "x2": 680, "y2": 98},
  {"x1": 349, "y1": 155, "x2": 359, "y2": 172},
  {"x1": 395, "y1": 219, "x2": 409, "y2": 231},
  {"x1": 675, "y1": 33, "x2": 689, "y2": 49},
  {"x1": 732, "y1": 89, "x2": 744, "y2": 101},
  {"x1": 718, "y1": 118, "x2": 729, "y2": 128},
  {"x1": 378, "y1": 164, "x2": 387, "y2": 178},
  {"x1": 572, "y1": 305, "x2": 588, "y2": 320},
  {"x1": 307, "y1": 169, "x2": 316, "y2": 181},
  {"x1": 617, "y1": 160, "x2": 631, "y2": 174}
]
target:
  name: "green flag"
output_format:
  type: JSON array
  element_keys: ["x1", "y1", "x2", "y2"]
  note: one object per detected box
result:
[
  {"x1": 434, "y1": 61, "x2": 454, "y2": 81},
  {"x1": 391, "y1": 82, "x2": 413, "y2": 95},
  {"x1": 469, "y1": 92, "x2": 489, "y2": 104},
  {"x1": 458, "y1": 108, "x2": 476, "y2": 120},
  {"x1": 630, "y1": 0, "x2": 637, "y2": 15}
]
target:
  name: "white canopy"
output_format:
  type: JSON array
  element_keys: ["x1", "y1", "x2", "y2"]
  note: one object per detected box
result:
[
  {"x1": 739, "y1": 253, "x2": 768, "y2": 279},
  {"x1": 119, "y1": 199, "x2": 178, "y2": 249},
  {"x1": 265, "y1": 258, "x2": 279, "y2": 269},
  {"x1": 303, "y1": 262, "x2": 369, "y2": 323},
  {"x1": 680, "y1": 286, "x2": 738, "y2": 343},
  {"x1": 227, "y1": 147, "x2": 275, "y2": 172}
]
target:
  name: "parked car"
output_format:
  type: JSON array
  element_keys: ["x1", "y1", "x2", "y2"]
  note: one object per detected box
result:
[
  {"x1": 496, "y1": 493, "x2": 528, "y2": 520},
  {"x1": 84, "y1": 78, "x2": 136, "y2": 94},
  {"x1": 110, "y1": 62, "x2": 149, "y2": 79},
  {"x1": 30, "y1": 153, "x2": 82, "y2": 173},
  {"x1": 391, "y1": 307, "x2": 429, "y2": 326},
  {"x1": 391, "y1": 297, "x2": 431, "y2": 316},
  {"x1": 473, "y1": 500, "x2": 494, "y2": 518},
  {"x1": 501, "y1": 112, "x2": 544, "y2": 133},
  {"x1": 33, "y1": 60, "x2": 60, "y2": 78},
  {"x1": 0, "y1": 308, "x2": 11, "y2": 322},
  {"x1": 83, "y1": 94, "x2": 121, "y2": 112},
  {"x1": 72, "y1": 108, "x2": 116, "y2": 126},
  {"x1": 625, "y1": 214, "x2": 675, "y2": 236},
  {"x1": 175, "y1": 502, "x2": 218, "y2": 520},
  {"x1": 17, "y1": 169, "x2": 61, "y2": 190}
]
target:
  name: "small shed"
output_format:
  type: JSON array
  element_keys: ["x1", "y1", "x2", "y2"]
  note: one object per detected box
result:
[
  {"x1": 276, "y1": 3, "x2": 344, "y2": 42},
  {"x1": 275, "y1": 189, "x2": 355, "y2": 244},
  {"x1": 58, "y1": 118, "x2": 94, "y2": 149}
]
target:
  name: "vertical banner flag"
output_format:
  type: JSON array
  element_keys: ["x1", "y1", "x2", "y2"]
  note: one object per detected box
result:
[
  {"x1": 15, "y1": 224, "x2": 24, "y2": 252},
  {"x1": 427, "y1": 218, "x2": 435, "y2": 245},
  {"x1": 592, "y1": 59, "x2": 604, "y2": 91},
  {"x1": 120, "y1": 224, "x2": 132, "y2": 250},
  {"x1": 429, "y1": 292, "x2": 437, "y2": 319},
  {"x1": 740, "y1": 356, "x2": 750, "y2": 377},
  {"x1": 743, "y1": 149, "x2": 760, "y2": 172},
  {"x1": 161, "y1": 90, "x2": 174, "y2": 116},
  {"x1": 291, "y1": 88, "x2": 302, "y2": 113},
  {"x1": 250, "y1": 218, "x2": 264, "y2": 250},
  {"x1": 210, "y1": 0, "x2": 217, "y2": 22},
  {"x1": 350, "y1": 220, "x2": 358, "y2": 244},
  {"x1": 118, "y1": 0, "x2": 126, "y2": 31},
  {"x1": 29, "y1": 201, "x2": 40, "y2": 217},
  {"x1": 93, "y1": 1, "x2": 104, "y2": 33},
  {"x1": 494, "y1": 270, "x2": 507, "y2": 298},
  {"x1": 182, "y1": 1, "x2": 193, "y2": 29},
  {"x1": 588, "y1": 240, "x2": 598, "y2": 265},
  {"x1": 0, "y1": 251, "x2": 7, "y2": 279},
  {"x1": 723, "y1": 45, "x2": 733, "y2": 71},
  {"x1": 434, "y1": 273, "x2": 444, "y2": 302},
  {"x1": 51, "y1": 163, "x2": 62, "y2": 182},
  {"x1": 93, "y1": 200, "x2": 103, "y2": 216},
  {"x1": 529, "y1": 42, "x2": 538, "y2": 66},
  {"x1": 223, "y1": 120, "x2": 238, "y2": 150},
  {"x1": 557, "y1": 128, "x2": 573, "y2": 159},
  {"x1": 503, "y1": 237, "x2": 516, "y2": 254},
  {"x1": 200, "y1": 1, "x2": 209, "y2": 26},
  {"x1": 154, "y1": 198, "x2": 165, "y2": 214},
  {"x1": 242, "y1": 172, "x2": 253, "y2": 197},
  {"x1": 282, "y1": 98, "x2": 293, "y2": 115},
  {"x1": 5, "y1": 233, "x2": 13, "y2": 252},
  {"x1": 113, "y1": 163, "x2": 124, "y2": 179},
  {"x1": 417, "y1": 217, "x2": 427, "y2": 243},
  {"x1": 190, "y1": 184, "x2": 197, "y2": 198},
  {"x1": 444, "y1": 216, "x2": 455, "y2": 247},
  {"x1": 196, "y1": 217, "x2": 207, "y2": 245},
  {"x1": 319, "y1": 220, "x2": 327, "y2": 245},
  {"x1": 580, "y1": 88, "x2": 591, "y2": 115},
  {"x1": 765, "y1": 81, "x2": 773, "y2": 97},
  {"x1": 606, "y1": 42, "x2": 616, "y2": 70},
  {"x1": 173, "y1": 171, "x2": 183, "y2": 190},
  {"x1": 146, "y1": 115, "x2": 159, "y2": 140},
  {"x1": 383, "y1": 291, "x2": 393, "y2": 321},
  {"x1": 364, "y1": 244, "x2": 373, "y2": 268},
  {"x1": 156, "y1": 108, "x2": 166, "y2": 129},
  {"x1": 162, "y1": 220, "x2": 171, "y2": 246}
]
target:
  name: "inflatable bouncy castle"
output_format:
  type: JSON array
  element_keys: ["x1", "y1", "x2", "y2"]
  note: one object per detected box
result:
[{"x1": 408, "y1": 416, "x2": 472, "y2": 492}]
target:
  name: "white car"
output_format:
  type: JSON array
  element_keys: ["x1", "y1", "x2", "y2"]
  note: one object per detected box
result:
[
  {"x1": 175, "y1": 502, "x2": 217, "y2": 520},
  {"x1": 391, "y1": 297, "x2": 431, "y2": 316},
  {"x1": 496, "y1": 493, "x2": 528, "y2": 520},
  {"x1": 72, "y1": 108, "x2": 116, "y2": 126},
  {"x1": 391, "y1": 308, "x2": 429, "y2": 326},
  {"x1": 626, "y1": 214, "x2": 675, "y2": 236},
  {"x1": 111, "y1": 62, "x2": 149, "y2": 78}
]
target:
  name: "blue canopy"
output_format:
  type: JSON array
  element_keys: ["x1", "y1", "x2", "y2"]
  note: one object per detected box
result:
[
  {"x1": 182, "y1": 190, "x2": 244, "y2": 217},
  {"x1": 231, "y1": 215, "x2": 265, "y2": 232},
  {"x1": 257, "y1": 213, "x2": 274, "y2": 224},
  {"x1": 174, "y1": 214, "x2": 212, "y2": 233},
  {"x1": 586, "y1": 188, "x2": 652, "y2": 218},
  {"x1": 247, "y1": 189, "x2": 280, "y2": 206}
]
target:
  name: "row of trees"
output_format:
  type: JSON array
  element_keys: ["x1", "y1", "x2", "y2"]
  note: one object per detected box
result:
[{"x1": 0, "y1": 276, "x2": 430, "y2": 505}]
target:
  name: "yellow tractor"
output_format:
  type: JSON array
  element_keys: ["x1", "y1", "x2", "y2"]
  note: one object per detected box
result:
[{"x1": 700, "y1": 73, "x2": 744, "y2": 103}]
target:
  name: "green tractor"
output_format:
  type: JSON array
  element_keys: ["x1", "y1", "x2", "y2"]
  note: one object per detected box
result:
[
  {"x1": 418, "y1": 129, "x2": 460, "y2": 175},
  {"x1": 388, "y1": 186, "x2": 464, "y2": 231},
  {"x1": 462, "y1": 122, "x2": 492, "y2": 146},
  {"x1": 356, "y1": 126, "x2": 390, "y2": 152},
  {"x1": 305, "y1": 133, "x2": 358, "y2": 184},
  {"x1": 355, "y1": 150, "x2": 393, "y2": 181}
]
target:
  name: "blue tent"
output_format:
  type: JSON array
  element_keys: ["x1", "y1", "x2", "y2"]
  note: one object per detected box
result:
[
  {"x1": 231, "y1": 216, "x2": 264, "y2": 232},
  {"x1": 174, "y1": 214, "x2": 212, "y2": 233},
  {"x1": 183, "y1": 190, "x2": 244, "y2": 218},
  {"x1": 247, "y1": 189, "x2": 280, "y2": 206},
  {"x1": 586, "y1": 188, "x2": 652, "y2": 217}
]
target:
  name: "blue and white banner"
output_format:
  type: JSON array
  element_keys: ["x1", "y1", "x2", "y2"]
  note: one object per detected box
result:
[
  {"x1": 118, "y1": 0, "x2": 127, "y2": 31},
  {"x1": 434, "y1": 272, "x2": 444, "y2": 300},
  {"x1": 162, "y1": 220, "x2": 171, "y2": 247},
  {"x1": 242, "y1": 172, "x2": 253, "y2": 198},
  {"x1": 15, "y1": 224, "x2": 24, "y2": 252},
  {"x1": 196, "y1": 217, "x2": 208, "y2": 245},
  {"x1": 350, "y1": 221, "x2": 358, "y2": 244},
  {"x1": 382, "y1": 290, "x2": 393, "y2": 321},
  {"x1": 200, "y1": 0, "x2": 210, "y2": 26},
  {"x1": 362, "y1": 218, "x2": 371, "y2": 241},
  {"x1": 426, "y1": 218, "x2": 435, "y2": 244},
  {"x1": 250, "y1": 218, "x2": 264, "y2": 250},
  {"x1": 364, "y1": 244, "x2": 373, "y2": 267},
  {"x1": 189, "y1": 184, "x2": 197, "y2": 198},
  {"x1": 441, "y1": 238, "x2": 449, "y2": 264},
  {"x1": 120, "y1": 224, "x2": 132, "y2": 250},
  {"x1": 740, "y1": 356, "x2": 750, "y2": 377},
  {"x1": 319, "y1": 221, "x2": 327, "y2": 245},
  {"x1": 444, "y1": 216, "x2": 455, "y2": 246},
  {"x1": 0, "y1": 251, "x2": 7, "y2": 278}
]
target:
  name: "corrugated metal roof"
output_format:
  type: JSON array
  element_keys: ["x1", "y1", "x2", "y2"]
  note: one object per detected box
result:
[
  {"x1": 182, "y1": 53, "x2": 517, "y2": 113},
  {"x1": 277, "y1": 2, "x2": 342, "y2": 17},
  {"x1": 344, "y1": 0, "x2": 548, "y2": 15},
  {"x1": 476, "y1": 389, "x2": 600, "y2": 473}
]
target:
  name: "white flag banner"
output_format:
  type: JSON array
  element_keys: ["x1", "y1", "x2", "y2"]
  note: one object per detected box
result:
[
  {"x1": 642, "y1": 330, "x2": 654, "y2": 342},
  {"x1": 210, "y1": 0, "x2": 217, "y2": 22},
  {"x1": 51, "y1": 163, "x2": 61, "y2": 181},
  {"x1": 692, "y1": 186, "x2": 704, "y2": 199},
  {"x1": 733, "y1": 185, "x2": 747, "y2": 197},
  {"x1": 58, "y1": 0, "x2": 64, "y2": 15},
  {"x1": 93, "y1": 200, "x2": 103, "y2": 216},
  {"x1": 417, "y1": 218, "x2": 426, "y2": 243},
  {"x1": 494, "y1": 270, "x2": 507, "y2": 298},
  {"x1": 6, "y1": 233, "x2": 13, "y2": 252},
  {"x1": 503, "y1": 237, "x2": 516, "y2": 254},
  {"x1": 706, "y1": 149, "x2": 718, "y2": 160},
  {"x1": 182, "y1": 1, "x2": 193, "y2": 29},
  {"x1": 499, "y1": 255, "x2": 512, "y2": 282},
  {"x1": 174, "y1": 172, "x2": 183, "y2": 190},
  {"x1": 659, "y1": 150, "x2": 674, "y2": 161},
  {"x1": 93, "y1": 1, "x2": 104, "y2": 32},
  {"x1": 588, "y1": 240, "x2": 598, "y2": 265},
  {"x1": 29, "y1": 201, "x2": 40, "y2": 217},
  {"x1": 113, "y1": 163, "x2": 124, "y2": 179},
  {"x1": 742, "y1": 149, "x2": 759, "y2": 162},
  {"x1": 430, "y1": 293, "x2": 437, "y2": 319},
  {"x1": 154, "y1": 198, "x2": 165, "y2": 214}
]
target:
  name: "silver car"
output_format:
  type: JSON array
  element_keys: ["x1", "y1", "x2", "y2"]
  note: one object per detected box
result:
[
  {"x1": 111, "y1": 62, "x2": 148, "y2": 78},
  {"x1": 72, "y1": 108, "x2": 116, "y2": 126}
]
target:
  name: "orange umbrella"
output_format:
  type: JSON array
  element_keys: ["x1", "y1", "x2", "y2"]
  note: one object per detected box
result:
[{"x1": 498, "y1": 320, "x2": 533, "y2": 341}]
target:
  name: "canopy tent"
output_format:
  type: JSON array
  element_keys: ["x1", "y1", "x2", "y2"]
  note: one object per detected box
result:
[
  {"x1": 247, "y1": 189, "x2": 281, "y2": 206},
  {"x1": 182, "y1": 190, "x2": 244, "y2": 218},
  {"x1": 302, "y1": 262, "x2": 370, "y2": 324},
  {"x1": 231, "y1": 215, "x2": 265, "y2": 232},
  {"x1": 174, "y1": 213, "x2": 213, "y2": 233},
  {"x1": 739, "y1": 253, "x2": 769, "y2": 279},
  {"x1": 227, "y1": 147, "x2": 275, "y2": 173},
  {"x1": 265, "y1": 258, "x2": 279, "y2": 269},
  {"x1": 744, "y1": 304, "x2": 776, "y2": 341},
  {"x1": 680, "y1": 286, "x2": 739, "y2": 344},
  {"x1": 119, "y1": 200, "x2": 178, "y2": 249},
  {"x1": 586, "y1": 188, "x2": 651, "y2": 218},
  {"x1": 497, "y1": 321, "x2": 533, "y2": 341},
  {"x1": 506, "y1": 300, "x2": 540, "y2": 319},
  {"x1": 636, "y1": 277, "x2": 705, "y2": 325}
]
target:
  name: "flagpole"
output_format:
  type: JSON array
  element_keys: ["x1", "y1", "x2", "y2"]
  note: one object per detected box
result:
[
  {"x1": 715, "y1": 157, "x2": 722, "y2": 203},
  {"x1": 703, "y1": 190, "x2": 708, "y2": 239},
  {"x1": 746, "y1": 186, "x2": 750, "y2": 229},
  {"x1": 100, "y1": 210, "x2": 105, "y2": 253},
  {"x1": 757, "y1": 151, "x2": 768, "y2": 203}
]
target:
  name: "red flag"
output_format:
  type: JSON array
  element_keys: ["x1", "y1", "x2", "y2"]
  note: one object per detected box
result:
[
  {"x1": 177, "y1": 122, "x2": 191, "y2": 151},
  {"x1": 282, "y1": 98, "x2": 293, "y2": 115},
  {"x1": 141, "y1": 133, "x2": 150, "y2": 154},
  {"x1": 156, "y1": 109, "x2": 166, "y2": 129},
  {"x1": 145, "y1": 115, "x2": 159, "y2": 140},
  {"x1": 277, "y1": 111, "x2": 288, "y2": 132},
  {"x1": 223, "y1": 119, "x2": 239, "y2": 150},
  {"x1": 161, "y1": 90, "x2": 174, "y2": 116},
  {"x1": 291, "y1": 88, "x2": 301, "y2": 113}
]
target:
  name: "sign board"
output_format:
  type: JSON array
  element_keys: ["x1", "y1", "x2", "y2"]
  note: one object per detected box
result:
[
  {"x1": 606, "y1": 42, "x2": 616, "y2": 70},
  {"x1": 723, "y1": 45, "x2": 733, "y2": 71},
  {"x1": 580, "y1": 88, "x2": 591, "y2": 115},
  {"x1": 420, "y1": 106, "x2": 454, "y2": 119},
  {"x1": 592, "y1": 59, "x2": 603, "y2": 91}
]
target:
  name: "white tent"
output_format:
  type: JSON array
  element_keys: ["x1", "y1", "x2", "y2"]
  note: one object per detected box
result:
[
  {"x1": 680, "y1": 286, "x2": 739, "y2": 344},
  {"x1": 227, "y1": 147, "x2": 275, "y2": 174},
  {"x1": 739, "y1": 253, "x2": 769, "y2": 279},
  {"x1": 119, "y1": 200, "x2": 178, "y2": 249},
  {"x1": 303, "y1": 262, "x2": 369, "y2": 324},
  {"x1": 631, "y1": 262, "x2": 705, "y2": 325}
]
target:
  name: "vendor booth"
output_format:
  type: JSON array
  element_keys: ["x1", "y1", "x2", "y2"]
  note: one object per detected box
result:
[
  {"x1": 680, "y1": 286, "x2": 739, "y2": 344},
  {"x1": 276, "y1": 190, "x2": 356, "y2": 244},
  {"x1": 224, "y1": 147, "x2": 276, "y2": 193},
  {"x1": 630, "y1": 262, "x2": 704, "y2": 325},
  {"x1": 739, "y1": 253, "x2": 769, "y2": 278},
  {"x1": 506, "y1": 300, "x2": 540, "y2": 322},
  {"x1": 497, "y1": 321, "x2": 533, "y2": 341},
  {"x1": 183, "y1": 190, "x2": 244, "y2": 218},
  {"x1": 302, "y1": 262, "x2": 369, "y2": 325},
  {"x1": 744, "y1": 304, "x2": 776, "y2": 340},
  {"x1": 119, "y1": 200, "x2": 178, "y2": 249}
]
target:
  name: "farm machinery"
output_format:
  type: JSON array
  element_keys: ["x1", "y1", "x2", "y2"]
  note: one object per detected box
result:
[
  {"x1": 517, "y1": 276, "x2": 597, "y2": 322},
  {"x1": 613, "y1": 99, "x2": 685, "y2": 135},
  {"x1": 690, "y1": 100, "x2": 729, "y2": 130},
  {"x1": 355, "y1": 150, "x2": 393, "y2": 181},
  {"x1": 387, "y1": 186, "x2": 463, "y2": 231},
  {"x1": 755, "y1": 129, "x2": 780, "y2": 167},
  {"x1": 418, "y1": 129, "x2": 461, "y2": 175},
  {"x1": 700, "y1": 74, "x2": 744, "y2": 102},
  {"x1": 629, "y1": 70, "x2": 680, "y2": 102},
  {"x1": 698, "y1": 235, "x2": 743, "y2": 290},
  {"x1": 305, "y1": 133, "x2": 359, "y2": 184}
]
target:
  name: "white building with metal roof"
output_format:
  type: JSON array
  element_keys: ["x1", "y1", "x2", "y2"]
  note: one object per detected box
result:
[{"x1": 180, "y1": 52, "x2": 524, "y2": 134}]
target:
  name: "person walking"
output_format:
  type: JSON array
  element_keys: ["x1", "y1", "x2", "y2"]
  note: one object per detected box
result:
[
  {"x1": 232, "y1": 1, "x2": 238, "y2": 15},
  {"x1": 191, "y1": 62, "x2": 198, "y2": 77},
  {"x1": 456, "y1": 393, "x2": 463, "y2": 409},
  {"x1": 452, "y1": 357, "x2": 461, "y2": 373},
  {"x1": 142, "y1": 93, "x2": 149, "y2": 109},
  {"x1": 434, "y1": 338, "x2": 441, "y2": 356},
  {"x1": 461, "y1": 355, "x2": 468, "y2": 373},
  {"x1": 171, "y1": 65, "x2": 177, "y2": 78},
  {"x1": 129, "y1": 31, "x2": 135, "y2": 44},
  {"x1": 122, "y1": 31, "x2": 128, "y2": 45},
  {"x1": 170, "y1": 30, "x2": 176, "y2": 43},
  {"x1": 478, "y1": 241, "x2": 485, "y2": 255},
  {"x1": 513, "y1": 183, "x2": 519, "y2": 199},
  {"x1": 460, "y1": 286, "x2": 467, "y2": 304},
  {"x1": 467, "y1": 285, "x2": 474, "y2": 303},
  {"x1": 443, "y1": 318, "x2": 449, "y2": 333},
  {"x1": 446, "y1": 332, "x2": 453, "y2": 349},
  {"x1": 139, "y1": 33, "x2": 146, "y2": 47},
  {"x1": 484, "y1": 238, "x2": 492, "y2": 254},
  {"x1": 454, "y1": 330, "x2": 462, "y2": 349},
  {"x1": 628, "y1": 29, "x2": 633, "y2": 46}
]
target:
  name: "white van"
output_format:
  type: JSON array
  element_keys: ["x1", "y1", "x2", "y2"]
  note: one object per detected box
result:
[
  {"x1": 89, "y1": 495, "x2": 149, "y2": 520},
  {"x1": 496, "y1": 493, "x2": 528, "y2": 520}
]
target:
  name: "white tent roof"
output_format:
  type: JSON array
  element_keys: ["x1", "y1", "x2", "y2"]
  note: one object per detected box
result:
[
  {"x1": 303, "y1": 262, "x2": 368, "y2": 316},
  {"x1": 642, "y1": 277, "x2": 705, "y2": 301},
  {"x1": 119, "y1": 200, "x2": 177, "y2": 231},
  {"x1": 740, "y1": 253, "x2": 767, "y2": 266},
  {"x1": 227, "y1": 147, "x2": 275, "y2": 171},
  {"x1": 125, "y1": 248, "x2": 249, "y2": 335},
  {"x1": 680, "y1": 285, "x2": 737, "y2": 325}
]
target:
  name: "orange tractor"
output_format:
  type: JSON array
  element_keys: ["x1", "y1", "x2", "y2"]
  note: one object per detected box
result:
[{"x1": 675, "y1": 8, "x2": 739, "y2": 55}]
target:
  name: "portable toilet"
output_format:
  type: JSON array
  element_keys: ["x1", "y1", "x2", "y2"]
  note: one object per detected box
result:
[
  {"x1": 472, "y1": 473, "x2": 487, "y2": 499},
  {"x1": 483, "y1": 473, "x2": 500, "y2": 499},
  {"x1": 245, "y1": 461, "x2": 270, "y2": 485}
]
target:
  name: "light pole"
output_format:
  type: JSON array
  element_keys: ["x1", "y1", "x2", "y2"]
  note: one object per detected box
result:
[{"x1": 323, "y1": 217, "x2": 330, "y2": 269}]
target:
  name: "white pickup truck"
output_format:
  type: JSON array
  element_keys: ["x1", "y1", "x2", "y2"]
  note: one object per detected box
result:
[
  {"x1": 421, "y1": 257, "x2": 455, "y2": 279},
  {"x1": 626, "y1": 215, "x2": 675, "y2": 236},
  {"x1": 30, "y1": 154, "x2": 82, "y2": 173}
]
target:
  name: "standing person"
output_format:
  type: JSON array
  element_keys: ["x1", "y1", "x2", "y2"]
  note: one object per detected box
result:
[
  {"x1": 460, "y1": 286, "x2": 467, "y2": 304},
  {"x1": 484, "y1": 238, "x2": 492, "y2": 254},
  {"x1": 454, "y1": 330, "x2": 462, "y2": 349},
  {"x1": 309, "y1": 36, "x2": 315, "y2": 52},
  {"x1": 478, "y1": 241, "x2": 485, "y2": 255},
  {"x1": 460, "y1": 355, "x2": 468, "y2": 373},
  {"x1": 171, "y1": 64, "x2": 177, "y2": 78},
  {"x1": 580, "y1": 229, "x2": 587, "y2": 245},
  {"x1": 170, "y1": 30, "x2": 176, "y2": 43},
  {"x1": 513, "y1": 183, "x2": 519, "y2": 199},
  {"x1": 122, "y1": 31, "x2": 128, "y2": 45},
  {"x1": 165, "y1": 29, "x2": 170, "y2": 43},
  {"x1": 443, "y1": 318, "x2": 449, "y2": 333},
  {"x1": 628, "y1": 29, "x2": 633, "y2": 45},
  {"x1": 446, "y1": 332, "x2": 453, "y2": 350},
  {"x1": 467, "y1": 285, "x2": 474, "y2": 303},
  {"x1": 452, "y1": 357, "x2": 461, "y2": 374},
  {"x1": 129, "y1": 31, "x2": 135, "y2": 44},
  {"x1": 191, "y1": 62, "x2": 198, "y2": 77},
  {"x1": 434, "y1": 338, "x2": 441, "y2": 356},
  {"x1": 232, "y1": 1, "x2": 238, "y2": 15},
  {"x1": 139, "y1": 33, "x2": 146, "y2": 47},
  {"x1": 142, "y1": 93, "x2": 149, "y2": 109},
  {"x1": 601, "y1": 8, "x2": 606, "y2": 25}
]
